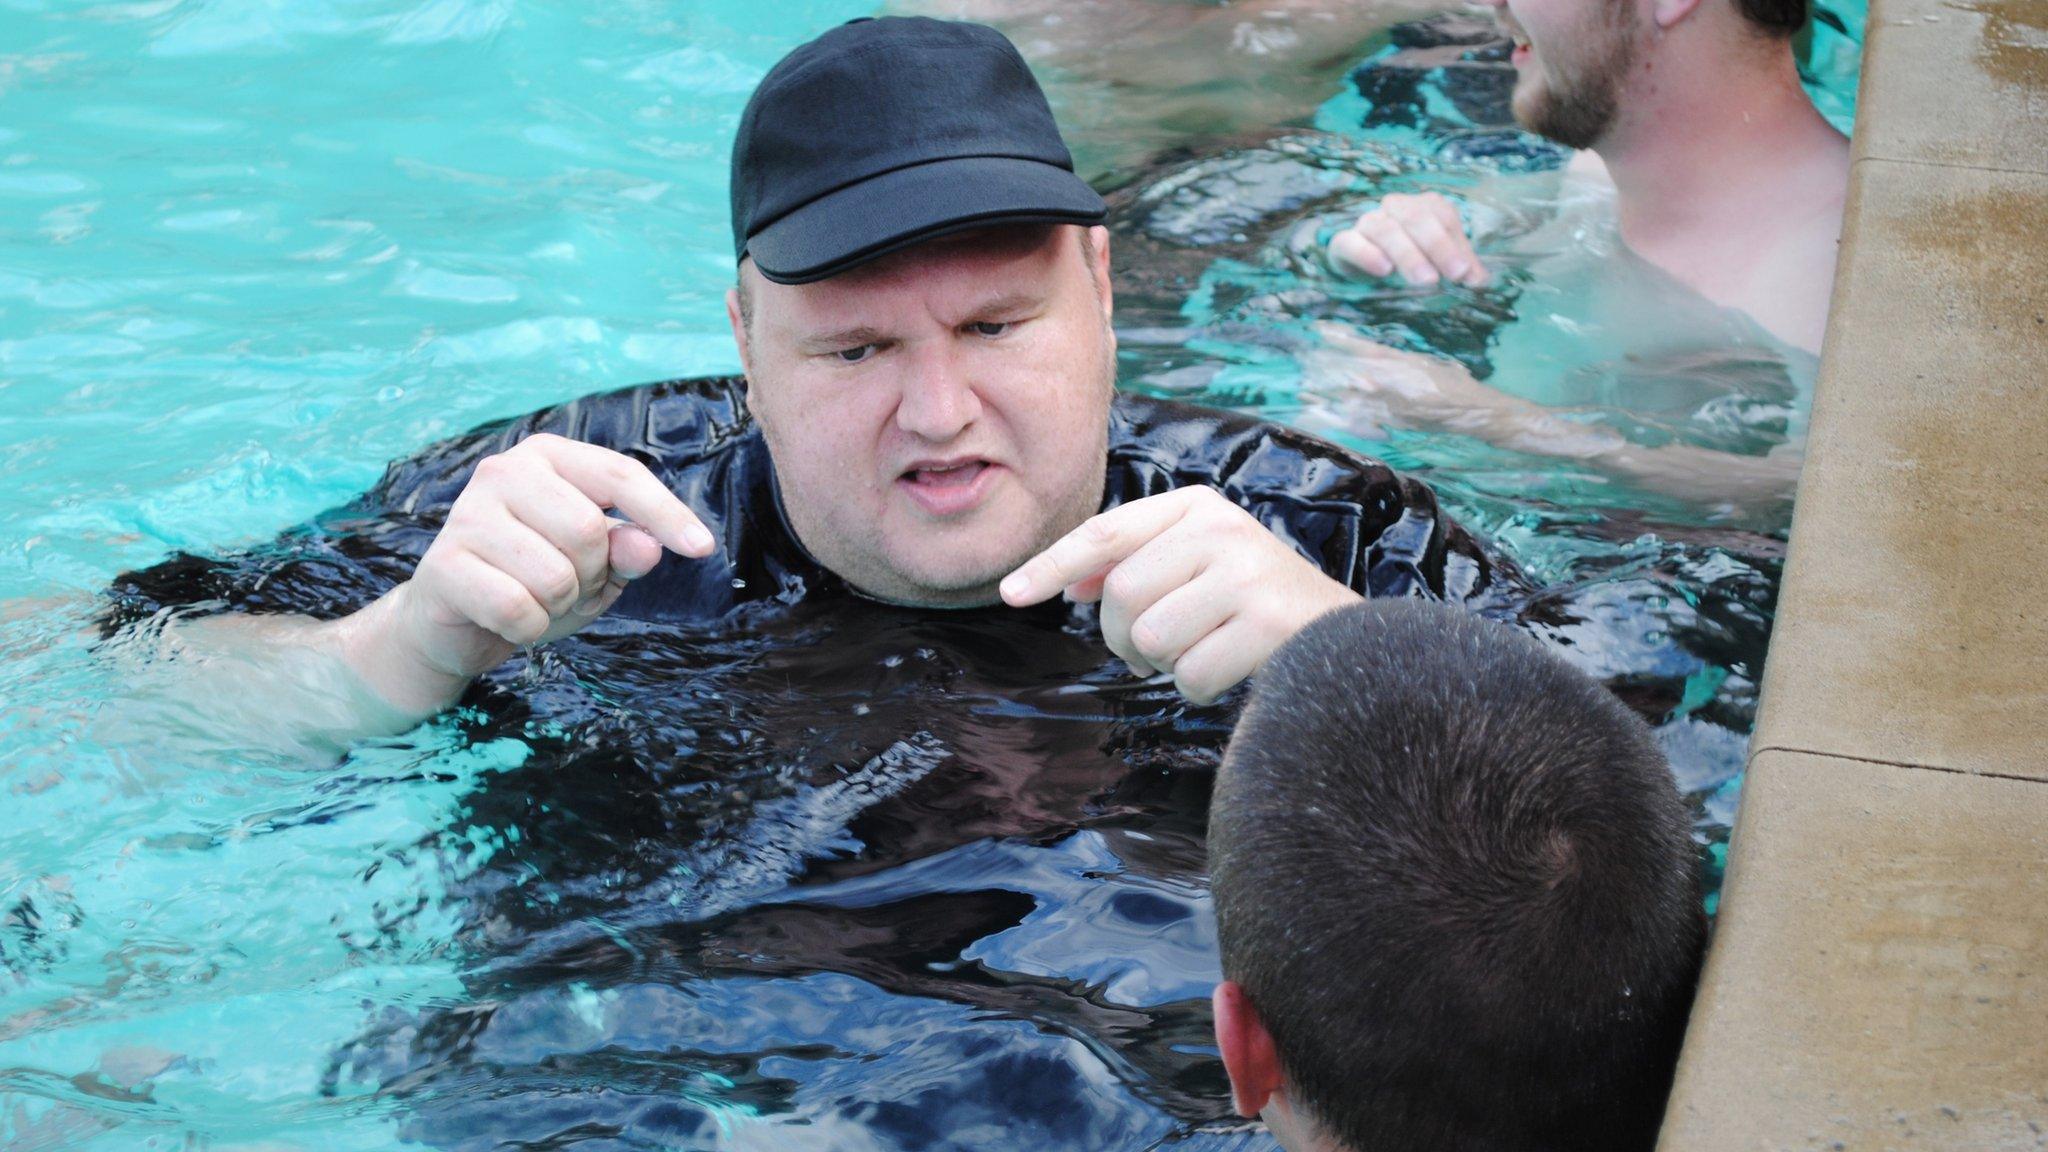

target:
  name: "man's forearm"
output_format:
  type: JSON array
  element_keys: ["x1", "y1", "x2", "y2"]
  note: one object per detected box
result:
[
  {"x1": 1348, "y1": 341, "x2": 1802, "y2": 507},
  {"x1": 158, "y1": 593, "x2": 469, "y2": 755}
]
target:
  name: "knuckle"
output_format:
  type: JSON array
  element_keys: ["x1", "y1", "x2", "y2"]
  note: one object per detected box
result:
[
  {"x1": 538, "y1": 560, "x2": 579, "y2": 606},
  {"x1": 571, "y1": 507, "x2": 611, "y2": 552},
  {"x1": 1101, "y1": 565, "x2": 1142, "y2": 606},
  {"x1": 1080, "y1": 516, "x2": 1119, "y2": 546},
  {"x1": 1175, "y1": 664, "x2": 1220, "y2": 705},
  {"x1": 507, "y1": 613, "x2": 550, "y2": 646},
  {"x1": 472, "y1": 453, "x2": 516, "y2": 482},
  {"x1": 1103, "y1": 629, "x2": 1140, "y2": 668},
  {"x1": 602, "y1": 452, "x2": 647, "y2": 486},
  {"x1": 1129, "y1": 618, "x2": 1166, "y2": 662},
  {"x1": 478, "y1": 587, "x2": 529, "y2": 633}
]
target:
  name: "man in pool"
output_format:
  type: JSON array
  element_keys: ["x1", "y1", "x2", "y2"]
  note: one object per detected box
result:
[
  {"x1": 1332, "y1": 0, "x2": 1847, "y2": 351},
  {"x1": 1313, "y1": 0, "x2": 1845, "y2": 503},
  {"x1": 1209, "y1": 599, "x2": 1705, "y2": 1151},
  {"x1": 133, "y1": 15, "x2": 1511, "y2": 742}
]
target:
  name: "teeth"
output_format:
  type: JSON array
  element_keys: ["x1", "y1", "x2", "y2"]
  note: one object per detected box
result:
[{"x1": 909, "y1": 462, "x2": 981, "y2": 481}]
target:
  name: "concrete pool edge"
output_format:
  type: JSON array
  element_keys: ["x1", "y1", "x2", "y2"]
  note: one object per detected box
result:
[{"x1": 1656, "y1": 0, "x2": 2048, "y2": 1146}]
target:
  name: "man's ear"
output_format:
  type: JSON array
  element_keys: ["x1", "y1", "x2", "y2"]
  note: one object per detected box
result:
[
  {"x1": 1086, "y1": 224, "x2": 1114, "y2": 326},
  {"x1": 1649, "y1": 0, "x2": 1705, "y2": 32},
  {"x1": 725, "y1": 283, "x2": 753, "y2": 383},
  {"x1": 1213, "y1": 980, "x2": 1285, "y2": 1119}
]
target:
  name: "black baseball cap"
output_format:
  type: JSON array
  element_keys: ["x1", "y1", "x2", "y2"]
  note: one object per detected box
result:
[{"x1": 730, "y1": 17, "x2": 1106, "y2": 286}]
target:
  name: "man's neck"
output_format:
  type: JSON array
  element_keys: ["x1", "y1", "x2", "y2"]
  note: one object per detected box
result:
[{"x1": 1595, "y1": 36, "x2": 1844, "y2": 254}]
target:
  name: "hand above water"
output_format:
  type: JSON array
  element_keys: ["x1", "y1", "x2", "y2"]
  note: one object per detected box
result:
[
  {"x1": 337, "y1": 434, "x2": 718, "y2": 717},
  {"x1": 999, "y1": 486, "x2": 1363, "y2": 704},
  {"x1": 1328, "y1": 191, "x2": 1490, "y2": 289}
]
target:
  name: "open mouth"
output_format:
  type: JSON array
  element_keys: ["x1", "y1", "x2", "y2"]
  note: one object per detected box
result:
[
  {"x1": 896, "y1": 458, "x2": 998, "y2": 516},
  {"x1": 1497, "y1": 15, "x2": 1532, "y2": 62}
]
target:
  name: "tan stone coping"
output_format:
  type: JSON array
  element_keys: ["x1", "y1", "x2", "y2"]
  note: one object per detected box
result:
[{"x1": 1657, "y1": 0, "x2": 2048, "y2": 1146}]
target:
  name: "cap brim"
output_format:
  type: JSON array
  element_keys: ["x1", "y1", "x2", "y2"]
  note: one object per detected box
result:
[{"x1": 744, "y1": 155, "x2": 1107, "y2": 285}]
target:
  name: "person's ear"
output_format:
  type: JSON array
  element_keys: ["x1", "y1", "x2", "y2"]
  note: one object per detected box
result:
[
  {"x1": 725, "y1": 285, "x2": 752, "y2": 383},
  {"x1": 1086, "y1": 224, "x2": 1114, "y2": 326},
  {"x1": 1648, "y1": 0, "x2": 1704, "y2": 32},
  {"x1": 1213, "y1": 980, "x2": 1285, "y2": 1118}
]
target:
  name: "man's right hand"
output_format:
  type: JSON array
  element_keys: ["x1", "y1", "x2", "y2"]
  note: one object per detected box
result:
[
  {"x1": 340, "y1": 433, "x2": 717, "y2": 717},
  {"x1": 1327, "y1": 192, "x2": 1489, "y2": 289}
]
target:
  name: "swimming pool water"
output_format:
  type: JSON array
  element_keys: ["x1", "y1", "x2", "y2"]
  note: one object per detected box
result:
[{"x1": 1, "y1": 1, "x2": 1859, "y2": 1147}]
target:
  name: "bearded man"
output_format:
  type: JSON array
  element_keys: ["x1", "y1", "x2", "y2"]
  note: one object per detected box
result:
[{"x1": 1316, "y1": 0, "x2": 1848, "y2": 506}]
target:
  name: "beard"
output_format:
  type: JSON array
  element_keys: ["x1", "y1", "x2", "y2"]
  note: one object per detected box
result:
[{"x1": 1511, "y1": 11, "x2": 1638, "y2": 150}]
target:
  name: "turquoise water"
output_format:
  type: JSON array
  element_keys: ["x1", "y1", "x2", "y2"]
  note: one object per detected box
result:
[{"x1": 1, "y1": 2, "x2": 1858, "y2": 1147}]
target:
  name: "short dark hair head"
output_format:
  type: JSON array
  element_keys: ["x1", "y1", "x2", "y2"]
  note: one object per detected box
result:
[
  {"x1": 1735, "y1": 0, "x2": 1806, "y2": 37},
  {"x1": 1209, "y1": 599, "x2": 1704, "y2": 1152}
]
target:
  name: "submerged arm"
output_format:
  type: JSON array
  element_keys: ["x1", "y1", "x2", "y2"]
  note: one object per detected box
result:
[{"x1": 1306, "y1": 325, "x2": 1802, "y2": 508}]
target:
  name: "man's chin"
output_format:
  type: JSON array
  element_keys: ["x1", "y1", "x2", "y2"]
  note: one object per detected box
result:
[
  {"x1": 848, "y1": 538, "x2": 1030, "y2": 609},
  {"x1": 851, "y1": 564, "x2": 1009, "y2": 609}
]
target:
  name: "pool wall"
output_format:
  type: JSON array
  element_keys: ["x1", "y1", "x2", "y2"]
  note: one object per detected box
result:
[{"x1": 1656, "y1": 0, "x2": 2048, "y2": 1144}]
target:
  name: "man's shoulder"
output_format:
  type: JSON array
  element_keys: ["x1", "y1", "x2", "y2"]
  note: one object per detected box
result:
[
  {"x1": 1107, "y1": 391, "x2": 1403, "y2": 503},
  {"x1": 374, "y1": 375, "x2": 759, "y2": 514},
  {"x1": 1106, "y1": 392, "x2": 1516, "y2": 605}
]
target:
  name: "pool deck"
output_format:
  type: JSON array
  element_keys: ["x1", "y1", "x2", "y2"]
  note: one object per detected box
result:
[{"x1": 1656, "y1": 0, "x2": 2048, "y2": 1146}]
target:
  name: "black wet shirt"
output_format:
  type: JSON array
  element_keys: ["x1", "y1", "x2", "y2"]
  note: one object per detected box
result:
[{"x1": 109, "y1": 373, "x2": 1515, "y2": 632}]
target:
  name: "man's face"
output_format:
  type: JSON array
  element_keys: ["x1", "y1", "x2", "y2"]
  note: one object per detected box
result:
[
  {"x1": 1495, "y1": 0, "x2": 1641, "y2": 150},
  {"x1": 729, "y1": 224, "x2": 1117, "y2": 608}
]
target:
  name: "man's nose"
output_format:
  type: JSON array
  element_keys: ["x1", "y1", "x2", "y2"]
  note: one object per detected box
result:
[{"x1": 894, "y1": 343, "x2": 982, "y2": 442}]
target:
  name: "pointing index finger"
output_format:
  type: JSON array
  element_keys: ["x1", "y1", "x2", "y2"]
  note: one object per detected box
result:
[
  {"x1": 1000, "y1": 490, "x2": 1195, "y2": 606},
  {"x1": 525, "y1": 435, "x2": 717, "y2": 557}
]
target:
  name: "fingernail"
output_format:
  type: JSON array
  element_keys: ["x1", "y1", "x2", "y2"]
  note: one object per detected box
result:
[
  {"x1": 1447, "y1": 261, "x2": 1469, "y2": 279},
  {"x1": 999, "y1": 573, "x2": 1028, "y2": 602},
  {"x1": 685, "y1": 525, "x2": 715, "y2": 554}
]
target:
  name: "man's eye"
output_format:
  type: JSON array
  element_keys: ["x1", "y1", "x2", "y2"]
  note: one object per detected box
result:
[
  {"x1": 836, "y1": 344, "x2": 878, "y2": 364},
  {"x1": 969, "y1": 321, "x2": 1010, "y2": 338}
]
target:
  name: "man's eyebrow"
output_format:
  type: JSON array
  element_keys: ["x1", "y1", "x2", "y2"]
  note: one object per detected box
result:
[
  {"x1": 795, "y1": 325, "x2": 890, "y2": 353},
  {"x1": 793, "y1": 291, "x2": 1051, "y2": 352},
  {"x1": 965, "y1": 291, "x2": 1047, "y2": 318}
]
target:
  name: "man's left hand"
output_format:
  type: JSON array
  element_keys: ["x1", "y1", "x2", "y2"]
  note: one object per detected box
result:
[{"x1": 1000, "y1": 486, "x2": 1363, "y2": 703}]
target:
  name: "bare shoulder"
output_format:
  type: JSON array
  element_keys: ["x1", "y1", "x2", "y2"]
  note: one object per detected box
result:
[{"x1": 1745, "y1": 137, "x2": 1852, "y2": 352}]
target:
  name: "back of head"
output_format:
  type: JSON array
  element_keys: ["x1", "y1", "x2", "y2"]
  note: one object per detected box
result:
[{"x1": 1209, "y1": 599, "x2": 1704, "y2": 1152}]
